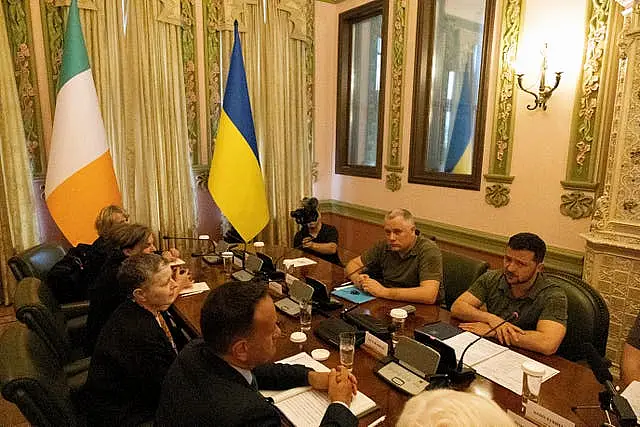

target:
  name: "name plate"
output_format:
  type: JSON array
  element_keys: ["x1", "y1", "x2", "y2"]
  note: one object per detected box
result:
[
  {"x1": 507, "y1": 410, "x2": 537, "y2": 427},
  {"x1": 233, "y1": 256, "x2": 243, "y2": 268},
  {"x1": 269, "y1": 281, "x2": 283, "y2": 295},
  {"x1": 525, "y1": 402, "x2": 574, "y2": 427},
  {"x1": 362, "y1": 331, "x2": 389, "y2": 359}
]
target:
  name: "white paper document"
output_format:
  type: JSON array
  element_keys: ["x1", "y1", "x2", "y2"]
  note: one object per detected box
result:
[
  {"x1": 283, "y1": 257, "x2": 317, "y2": 268},
  {"x1": 168, "y1": 258, "x2": 186, "y2": 267},
  {"x1": 178, "y1": 281, "x2": 209, "y2": 296},
  {"x1": 261, "y1": 352, "x2": 377, "y2": 426},
  {"x1": 473, "y1": 350, "x2": 559, "y2": 395},
  {"x1": 622, "y1": 380, "x2": 640, "y2": 417},
  {"x1": 443, "y1": 331, "x2": 508, "y2": 366}
]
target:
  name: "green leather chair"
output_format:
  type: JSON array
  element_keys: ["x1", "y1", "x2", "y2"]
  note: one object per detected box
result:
[
  {"x1": 442, "y1": 250, "x2": 490, "y2": 309},
  {"x1": 13, "y1": 278, "x2": 89, "y2": 375},
  {"x1": 545, "y1": 272, "x2": 609, "y2": 361},
  {"x1": 0, "y1": 323, "x2": 85, "y2": 426},
  {"x1": 8, "y1": 242, "x2": 68, "y2": 282}
]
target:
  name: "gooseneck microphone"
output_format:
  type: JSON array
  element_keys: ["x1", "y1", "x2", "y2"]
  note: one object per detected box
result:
[
  {"x1": 162, "y1": 235, "x2": 211, "y2": 256},
  {"x1": 582, "y1": 342, "x2": 637, "y2": 426},
  {"x1": 451, "y1": 311, "x2": 519, "y2": 384}
]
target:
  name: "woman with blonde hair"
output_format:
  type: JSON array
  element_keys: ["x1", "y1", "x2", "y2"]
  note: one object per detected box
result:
[{"x1": 396, "y1": 389, "x2": 515, "y2": 427}]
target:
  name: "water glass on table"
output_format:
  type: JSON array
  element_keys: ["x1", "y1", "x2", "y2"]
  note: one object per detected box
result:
[
  {"x1": 299, "y1": 300, "x2": 312, "y2": 333},
  {"x1": 521, "y1": 361, "x2": 545, "y2": 409},
  {"x1": 390, "y1": 308, "x2": 408, "y2": 348},
  {"x1": 339, "y1": 331, "x2": 356, "y2": 372},
  {"x1": 221, "y1": 251, "x2": 234, "y2": 277}
]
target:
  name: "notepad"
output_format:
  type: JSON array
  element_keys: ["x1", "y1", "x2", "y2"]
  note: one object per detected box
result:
[
  {"x1": 261, "y1": 352, "x2": 377, "y2": 426},
  {"x1": 178, "y1": 281, "x2": 209, "y2": 296},
  {"x1": 283, "y1": 257, "x2": 317, "y2": 268},
  {"x1": 331, "y1": 284, "x2": 376, "y2": 304}
]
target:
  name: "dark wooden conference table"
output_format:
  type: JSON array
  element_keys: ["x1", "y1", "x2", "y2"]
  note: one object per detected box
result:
[{"x1": 171, "y1": 247, "x2": 606, "y2": 426}]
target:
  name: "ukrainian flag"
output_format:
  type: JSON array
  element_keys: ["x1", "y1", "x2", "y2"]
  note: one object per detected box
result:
[
  {"x1": 208, "y1": 21, "x2": 269, "y2": 242},
  {"x1": 444, "y1": 60, "x2": 474, "y2": 174}
]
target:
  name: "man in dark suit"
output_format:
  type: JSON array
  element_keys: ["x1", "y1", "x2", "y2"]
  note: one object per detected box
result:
[
  {"x1": 85, "y1": 253, "x2": 185, "y2": 426},
  {"x1": 156, "y1": 281, "x2": 358, "y2": 427}
]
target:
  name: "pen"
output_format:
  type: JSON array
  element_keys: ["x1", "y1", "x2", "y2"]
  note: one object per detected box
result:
[
  {"x1": 333, "y1": 281, "x2": 353, "y2": 290},
  {"x1": 368, "y1": 415, "x2": 386, "y2": 427}
]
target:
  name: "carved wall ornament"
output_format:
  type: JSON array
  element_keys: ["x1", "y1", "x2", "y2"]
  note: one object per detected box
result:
[
  {"x1": 204, "y1": 0, "x2": 222, "y2": 161},
  {"x1": 560, "y1": 191, "x2": 595, "y2": 219},
  {"x1": 4, "y1": 0, "x2": 45, "y2": 175},
  {"x1": 485, "y1": 183, "x2": 510, "y2": 207},
  {"x1": 277, "y1": 0, "x2": 310, "y2": 42},
  {"x1": 305, "y1": 0, "x2": 314, "y2": 179},
  {"x1": 487, "y1": 0, "x2": 522, "y2": 177},
  {"x1": 41, "y1": 1, "x2": 65, "y2": 103},
  {"x1": 217, "y1": 0, "x2": 257, "y2": 31},
  {"x1": 386, "y1": 0, "x2": 406, "y2": 168},
  {"x1": 385, "y1": 172, "x2": 402, "y2": 192},
  {"x1": 182, "y1": 0, "x2": 201, "y2": 165},
  {"x1": 311, "y1": 161, "x2": 319, "y2": 183},
  {"x1": 158, "y1": 0, "x2": 183, "y2": 26},
  {"x1": 563, "y1": 0, "x2": 612, "y2": 192},
  {"x1": 193, "y1": 167, "x2": 210, "y2": 190},
  {"x1": 53, "y1": 0, "x2": 98, "y2": 10}
]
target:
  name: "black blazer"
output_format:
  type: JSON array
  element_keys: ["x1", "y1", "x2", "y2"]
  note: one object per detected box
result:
[
  {"x1": 156, "y1": 340, "x2": 357, "y2": 427},
  {"x1": 85, "y1": 300, "x2": 181, "y2": 426}
]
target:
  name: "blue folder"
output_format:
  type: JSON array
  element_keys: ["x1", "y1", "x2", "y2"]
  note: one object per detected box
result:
[{"x1": 331, "y1": 284, "x2": 376, "y2": 304}]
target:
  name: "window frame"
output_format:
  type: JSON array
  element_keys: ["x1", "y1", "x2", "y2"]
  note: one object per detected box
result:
[
  {"x1": 408, "y1": 0, "x2": 496, "y2": 190},
  {"x1": 335, "y1": 0, "x2": 389, "y2": 179}
]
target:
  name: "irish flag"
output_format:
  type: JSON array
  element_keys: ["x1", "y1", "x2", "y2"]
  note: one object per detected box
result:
[{"x1": 45, "y1": 0, "x2": 121, "y2": 245}]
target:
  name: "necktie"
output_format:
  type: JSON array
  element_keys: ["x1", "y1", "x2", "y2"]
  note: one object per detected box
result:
[
  {"x1": 156, "y1": 313, "x2": 177, "y2": 353},
  {"x1": 250, "y1": 373, "x2": 259, "y2": 390}
]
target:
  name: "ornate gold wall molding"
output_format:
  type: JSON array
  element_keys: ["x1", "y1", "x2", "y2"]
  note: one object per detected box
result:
[
  {"x1": 3, "y1": 0, "x2": 46, "y2": 176},
  {"x1": 181, "y1": 0, "x2": 201, "y2": 166},
  {"x1": 204, "y1": 0, "x2": 222, "y2": 166},
  {"x1": 561, "y1": 0, "x2": 616, "y2": 219},
  {"x1": 384, "y1": 0, "x2": 406, "y2": 192},
  {"x1": 484, "y1": 0, "x2": 523, "y2": 207},
  {"x1": 304, "y1": 0, "x2": 315, "y2": 181},
  {"x1": 40, "y1": 1, "x2": 64, "y2": 107},
  {"x1": 158, "y1": 0, "x2": 183, "y2": 26}
]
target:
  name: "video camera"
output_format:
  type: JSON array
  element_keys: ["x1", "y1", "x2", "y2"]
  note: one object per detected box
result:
[{"x1": 290, "y1": 197, "x2": 319, "y2": 225}]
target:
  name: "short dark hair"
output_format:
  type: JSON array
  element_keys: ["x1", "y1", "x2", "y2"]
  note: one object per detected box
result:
[
  {"x1": 118, "y1": 253, "x2": 167, "y2": 296},
  {"x1": 507, "y1": 233, "x2": 546, "y2": 263},
  {"x1": 201, "y1": 281, "x2": 269, "y2": 355}
]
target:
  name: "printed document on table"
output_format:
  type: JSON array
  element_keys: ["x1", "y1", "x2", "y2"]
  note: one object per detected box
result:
[
  {"x1": 283, "y1": 257, "x2": 317, "y2": 268},
  {"x1": 178, "y1": 281, "x2": 209, "y2": 296},
  {"x1": 622, "y1": 380, "x2": 640, "y2": 417},
  {"x1": 443, "y1": 331, "x2": 508, "y2": 366},
  {"x1": 473, "y1": 350, "x2": 559, "y2": 395},
  {"x1": 261, "y1": 352, "x2": 377, "y2": 426}
]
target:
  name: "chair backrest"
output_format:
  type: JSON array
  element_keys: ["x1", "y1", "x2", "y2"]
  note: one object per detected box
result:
[
  {"x1": 545, "y1": 272, "x2": 609, "y2": 361},
  {"x1": 8, "y1": 243, "x2": 67, "y2": 282},
  {"x1": 13, "y1": 278, "x2": 73, "y2": 362},
  {"x1": 0, "y1": 323, "x2": 82, "y2": 426},
  {"x1": 442, "y1": 250, "x2": 490, "y2": 309}
]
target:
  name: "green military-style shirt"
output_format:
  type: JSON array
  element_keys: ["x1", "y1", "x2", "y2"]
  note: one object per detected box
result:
[
  {"x1": 361, "y1": 235, "x2": 444, "y2": 305},
  {"x1": 466, "y1": 270, "x2": 568, "y2": 330}
]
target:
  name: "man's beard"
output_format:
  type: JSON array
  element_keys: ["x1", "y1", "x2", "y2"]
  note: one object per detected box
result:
[{"x1": 505, "y1": 271, "x2": 535, "y2": 286}]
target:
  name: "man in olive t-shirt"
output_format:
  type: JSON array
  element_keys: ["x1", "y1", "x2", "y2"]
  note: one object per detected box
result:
[
  {"x1": 451, "y1": 233, "x2": 567, "y2": 356},
  {"x1": 345, "y1": 209, "x2": 443, "y2": 305}
]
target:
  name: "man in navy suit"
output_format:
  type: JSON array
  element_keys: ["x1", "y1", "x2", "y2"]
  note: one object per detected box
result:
[{"x1": 156, "y1": 280, "x2": 358, "y2": 426}]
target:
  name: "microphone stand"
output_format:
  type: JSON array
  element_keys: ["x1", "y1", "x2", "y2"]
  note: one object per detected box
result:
[{"x1": 450, "y1": 312, "x2": 519, "y2": 385}]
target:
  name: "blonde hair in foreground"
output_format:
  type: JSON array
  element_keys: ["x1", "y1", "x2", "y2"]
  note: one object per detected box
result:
[{"x1": 396, "y1": 389, "x2": 516, "y2": 427}]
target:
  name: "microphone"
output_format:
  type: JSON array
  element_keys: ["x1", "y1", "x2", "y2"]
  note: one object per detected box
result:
[
  {"x1": 583, "y1": 343, "x2": 637, "y2": 426},
  {"x1": 451, "y1": 311, "x2": 519, "y2": 384}
]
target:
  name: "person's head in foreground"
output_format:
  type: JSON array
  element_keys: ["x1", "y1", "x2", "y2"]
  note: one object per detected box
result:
[
  {"x1": 396, "y1": 389, "x2": 515, "y2": 427},
  {"x1": 201, "y1": 280, "x2": 280, "y2": 368},
  {"x1": 119, "y1": 253, "x2": 178, "y2": 313}
]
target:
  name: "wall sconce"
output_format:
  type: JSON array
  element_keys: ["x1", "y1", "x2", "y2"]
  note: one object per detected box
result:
[{"x1": 515, "y1": 43, "x2": 563, "y2": 111}]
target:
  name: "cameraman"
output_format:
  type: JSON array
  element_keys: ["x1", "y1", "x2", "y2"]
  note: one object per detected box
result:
[{"x1": 292, "y1": 197, "x2": 342, "y2": 266}]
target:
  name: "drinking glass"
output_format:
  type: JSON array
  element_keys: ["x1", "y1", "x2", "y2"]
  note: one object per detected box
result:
[
  {"x1": 299, "y1": 300, "x2": 312, "y2": 332},
  {"x1": 522, "y1": 361, "x2": 545, "y2": 409},
  {"x1": 339, "y1": 331, "x2": 356, "y2": 372},
  {"x1": 221, "y1": 251, "x2": 234, "y2": 277},
  {"x1": 390, "y1": 308, "x2": 407, "y2": 347}
]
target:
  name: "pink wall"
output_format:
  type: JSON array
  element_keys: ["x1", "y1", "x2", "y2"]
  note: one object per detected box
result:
[{"x1": 314, "y1": 0, "x2": 591, "y2": 252}]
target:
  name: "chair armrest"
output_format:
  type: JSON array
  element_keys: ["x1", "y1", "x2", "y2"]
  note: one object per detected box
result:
[{"x1": 60, "y1": 301, "x2": 89, "y2": 318}]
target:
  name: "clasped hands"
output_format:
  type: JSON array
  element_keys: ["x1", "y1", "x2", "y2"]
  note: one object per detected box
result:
[
  {"x1": 301, "y1": 237, "x2": 315, "y2": 250},
  {"x1": 459, "y1": 319, "x2": 524, "y2": 346},
  {"x1": 352, "y1": 274, "x2": 387, "y2": 298},
  {"x1": 308, "y1": 366, "x2": 358, "y2": 406}
]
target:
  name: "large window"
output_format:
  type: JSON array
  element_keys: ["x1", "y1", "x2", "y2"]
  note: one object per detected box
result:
[
  {"x1": 409, "y1": 0, "x2": 496, "y2": 190},
  {"x1": 335, "y1": 1, "x2": 388, "y2": 178}
]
